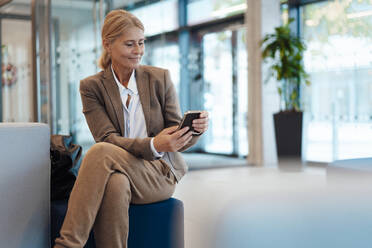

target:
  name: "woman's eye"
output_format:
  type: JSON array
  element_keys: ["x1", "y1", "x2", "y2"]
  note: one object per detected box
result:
[{"x1": 125, "y1": 42, "x2": 144, "y2": 47}]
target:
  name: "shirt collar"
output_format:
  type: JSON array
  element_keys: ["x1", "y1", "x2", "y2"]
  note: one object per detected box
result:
[{"x1": 111, "y1": 64, "x2": 138, "y2": 95}]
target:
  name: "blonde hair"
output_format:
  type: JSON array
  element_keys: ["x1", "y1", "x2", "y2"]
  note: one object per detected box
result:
[{"x1": 98, "y1": 10, "x2": 144, "y2": 69}]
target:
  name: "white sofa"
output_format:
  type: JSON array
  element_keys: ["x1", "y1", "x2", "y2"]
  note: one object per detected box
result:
[{"x1": 0, "y1": 123, "x2": 50, "y2": 248}]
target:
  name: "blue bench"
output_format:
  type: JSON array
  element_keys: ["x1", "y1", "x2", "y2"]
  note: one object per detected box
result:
[{"x1": 51, "y1": 198, "x2": 184, "y2": 248}]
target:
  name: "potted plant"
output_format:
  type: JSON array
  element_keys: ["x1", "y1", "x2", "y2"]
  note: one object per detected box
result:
[{"x1": 261, "y1": 19, "x2": 310, "y2": 157}]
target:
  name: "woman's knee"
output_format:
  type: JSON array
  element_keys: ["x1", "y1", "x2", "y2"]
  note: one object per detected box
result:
[
  {"x1": 86, "y1": 142, "x2": 134, "y2": 160},
  {"x1": 81, "y1": 142, "x2": 138, "y2": 175},
  {"x1": 86, "y1": 142, "x2": 116, "y2": 157},
  {"x1": 78, "y1": 142, "x2": 118, "y2": 173}
]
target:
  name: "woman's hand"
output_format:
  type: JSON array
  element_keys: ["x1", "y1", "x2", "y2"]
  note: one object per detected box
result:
[
  {"x1": 192, "y1": 111, "x2": 209, "y2": 134},
  {"x1": 153, "y1": 126, "x2": 193, "y2": 152}
]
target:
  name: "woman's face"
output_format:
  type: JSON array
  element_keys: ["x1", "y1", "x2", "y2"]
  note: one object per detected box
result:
[{"x1": 107, "y1": 26, "x2": 145, "y2": 70}]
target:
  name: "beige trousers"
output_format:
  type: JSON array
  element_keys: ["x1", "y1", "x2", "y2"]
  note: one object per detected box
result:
[{"x1": 54, "y1": 142, "x2": 176, "y2": 248}]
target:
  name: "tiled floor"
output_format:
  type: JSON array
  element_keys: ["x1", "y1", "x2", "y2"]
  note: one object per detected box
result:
[{"x1": 174, "y1": 155, "x2": 372, "y2": 248}]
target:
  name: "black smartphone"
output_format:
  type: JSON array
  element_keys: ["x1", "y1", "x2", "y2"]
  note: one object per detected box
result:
[{"x1": 177, "y1": 111, "x2": 202, "y2": 135}]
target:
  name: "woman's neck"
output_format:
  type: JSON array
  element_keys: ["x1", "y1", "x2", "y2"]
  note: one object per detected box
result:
[{"x1": 111, "y1": 63, "x2": 133, "y2": 88}]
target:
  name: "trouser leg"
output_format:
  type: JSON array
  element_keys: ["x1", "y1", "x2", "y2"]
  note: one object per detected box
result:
[
  {"x1": 54, "y1": 142, "x2": 176, "y2": 248},
  {"x1": 93, "y1": 173, "x2": 131, "y2": 248}
]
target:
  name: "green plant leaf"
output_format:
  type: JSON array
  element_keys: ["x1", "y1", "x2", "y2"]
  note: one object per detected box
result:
[
  {"x1": 260, "y1": 18, "x2": 311, "y2": 111},
  {"x1": 277, "y1": 87, "x2": 282, "y2": 96}
]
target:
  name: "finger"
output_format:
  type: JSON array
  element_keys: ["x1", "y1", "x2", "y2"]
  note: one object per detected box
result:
[
  {"x1": 163, "y1": 125, "x2": 179, "y2": 134},
  {"x1": 194, "y1": 127, "x2": 206, "y2": 133},
  {"x1": 183, "y1": 133, "x2": 193, "y2": 146},
  {"x1": 193, "y1": 118, "x2": 208, "y2": 124},
  {"x1": 199, "y1": 111, "x2": 209, "y2": 118},
  {"x1": 194, "y1": 123, "x2": 208, "y2": 133},
  {"x1": 172, "y1": 126, "x2": 189, "y2": 138},
  {"x1": 176, "y1": 132, "x2": 193, "y2": 150},
  {"x1": 178, "y1": 130, "x2": 193, "y2": 143},
  {"x1": 192, "y1": 123, "x2": 208, "y2": 129}
]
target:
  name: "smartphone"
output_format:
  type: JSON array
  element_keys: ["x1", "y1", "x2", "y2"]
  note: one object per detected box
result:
[{"x1": 177, "y1": 110, "x2": 202, "y2": 135}]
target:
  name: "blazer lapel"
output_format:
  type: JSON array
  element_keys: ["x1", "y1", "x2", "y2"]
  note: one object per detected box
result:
[
  {"x1": 102, "y1": 68, "x2": 125, "y2": 136},
  {"x1": 135, "y1": 66, "x2": 151, "y2": 135}
]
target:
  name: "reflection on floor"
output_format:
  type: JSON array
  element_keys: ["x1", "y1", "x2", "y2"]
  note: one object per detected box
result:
[
  {"x1": 174, "y1": 154, "x2": 372, "y2": 248},
  {"x1": 182, "y1": 153, "x2": 247, "y2": 170}
]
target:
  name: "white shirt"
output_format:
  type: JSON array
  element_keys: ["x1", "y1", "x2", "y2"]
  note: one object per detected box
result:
[{"x1": 111, "y1": 65, "x2": 163, "y2": 158}]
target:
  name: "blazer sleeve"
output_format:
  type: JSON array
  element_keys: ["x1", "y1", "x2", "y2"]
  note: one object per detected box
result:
[
  {"x1": 80, "y1": 79, "x2": 155, "y2": 161},
  {"x1": 163, "y1": 70, "x2": 200, "y2": 152}
]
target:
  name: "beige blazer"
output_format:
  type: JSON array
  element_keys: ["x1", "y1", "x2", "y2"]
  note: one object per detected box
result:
[{"x1": 79, "y1": 65, "x2": 199, "y2": 181}]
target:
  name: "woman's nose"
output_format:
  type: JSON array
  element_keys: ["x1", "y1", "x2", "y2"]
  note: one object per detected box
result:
[{"x1": 133, "y1": 45, "x2": 143, "y2": 54}]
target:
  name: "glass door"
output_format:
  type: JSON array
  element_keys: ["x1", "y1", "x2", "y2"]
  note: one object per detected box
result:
[
  {"x1": 142, "y1": 35, "x2": 180, "y2": 94},
  {"x1": 203, "y1": 30, "x2": 234, "y2": 154},
  {"x1": 236, "y1": 28, "x2": 248, "y2": 156},
  {"x1": 201, "y1": 27, "x2": 248, "y2": 156},
  {"x1": 0, "y1": 1, "x2": 33, "y2": 122}
]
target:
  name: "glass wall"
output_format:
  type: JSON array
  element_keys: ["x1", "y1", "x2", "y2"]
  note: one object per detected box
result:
[
  {"x1": 301, "y1": 0, "x2": 372, "y2": 161},
  {"x1": 142, "y1": 35, "x2": 180, "y2": 93},
  {"x1": 131, "y1": 0, "x2": 178, "y2": 37},
  {"x1": 201, "y1": 26, "x2": 248, "y2": 156},
  {"x1": 126, "y1": 0, "x2": 249, "y2": 156},
  {"x1": 51, "y1": 0, "x2": 108, "y2": 149},
  {"x1": 203, "y1": 30, "x2": 234, "y2": 154},
  {"x1": 237, "y1": 28, "x2": 248, "y2": 156},
  {"x1": 187, "y1": 0, "x2": 246, "y2": 25}
]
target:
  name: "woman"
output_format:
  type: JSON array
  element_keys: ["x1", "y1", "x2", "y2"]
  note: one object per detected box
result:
[{"x1": 54, "y1": 9, "x2": 208, "y2": 248}]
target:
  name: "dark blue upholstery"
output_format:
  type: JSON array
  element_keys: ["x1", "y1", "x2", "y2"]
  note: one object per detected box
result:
[{"x1": 51, "y1": 198, "x2": 184, "y2": 248}]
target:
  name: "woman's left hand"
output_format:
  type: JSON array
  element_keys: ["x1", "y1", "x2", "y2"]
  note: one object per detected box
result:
[{"x1": 192, "y1": 111, "x2": 209, "y2": 134}]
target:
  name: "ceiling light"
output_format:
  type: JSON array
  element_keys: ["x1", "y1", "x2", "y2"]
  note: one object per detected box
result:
[
  {"x1": 305, "y1": 19, "x2": 318, "y2": 26},
  {"x1": 347, "y1": 10, "x2": 372, "y2": 19},
  {"x1": 211, "y1": 3, "x2": 247, "y2": 18}
]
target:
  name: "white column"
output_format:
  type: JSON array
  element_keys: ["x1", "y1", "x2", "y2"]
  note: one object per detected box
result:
[
  {"x1": 247, "y1": 0, "x2": 263, "y2": 165},
  {"x1": 247, "y1": 0, "x2": 281, "y2": 166}
]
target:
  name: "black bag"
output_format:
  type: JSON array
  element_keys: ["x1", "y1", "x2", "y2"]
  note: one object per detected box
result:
[{"x1": 50, "y1": 135, "x2": 83, "y2": 201}]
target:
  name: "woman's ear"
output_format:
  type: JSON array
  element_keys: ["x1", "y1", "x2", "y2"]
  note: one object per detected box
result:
[{"x1": 102, "y1": 39, "x2": 111, "y2": 53}]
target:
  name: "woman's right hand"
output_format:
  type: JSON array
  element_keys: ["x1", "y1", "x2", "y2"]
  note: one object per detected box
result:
[{"x1": 153, "y1": 126, "x2": 193, "y2": 152}]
